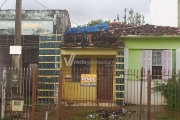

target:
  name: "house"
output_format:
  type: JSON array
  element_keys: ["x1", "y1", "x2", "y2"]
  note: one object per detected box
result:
[
  {"x1": 113, "y1": 23, "x2": 180, "y2": 105},
  {"x1": 59, "y1": 22, "x2": 180, "y2": 106},
  {"x1": 60, "y1": 23, "x2": 125, "y2": 105}
]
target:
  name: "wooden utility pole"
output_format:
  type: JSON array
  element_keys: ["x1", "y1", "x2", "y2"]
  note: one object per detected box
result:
[
  {"x1": 11, "y1": 0, "x2": 22, "y2": 99},
  {"x1": 13, "y1": 0, "x2": 22, "y2": 67},
  {"x1": 147, "y1": 69, "x2": 151, "y2": 120}
]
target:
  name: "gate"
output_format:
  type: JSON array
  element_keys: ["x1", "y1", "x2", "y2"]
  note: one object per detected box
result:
[{"x1": 0, "y1": 67, "x2": 34, "y2": 120}]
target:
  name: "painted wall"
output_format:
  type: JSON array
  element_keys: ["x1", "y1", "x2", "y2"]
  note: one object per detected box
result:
[
  {"x1": 61, "y1": 49, "x2": 117, "y2": 101},
  {"x1": 125, "y1": 37, "x2": 180, "y2": 70},
  {"x1": 124, "y1": 37, "x2": 180, "y2": 105},
  {"x1": 0, "y1": 10, "x2": 71, "y2": 35}
]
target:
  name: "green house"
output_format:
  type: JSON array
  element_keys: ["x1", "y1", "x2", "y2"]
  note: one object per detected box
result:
[{"x1": 116, "y1": 24, "x2": 180, "y2": 105}]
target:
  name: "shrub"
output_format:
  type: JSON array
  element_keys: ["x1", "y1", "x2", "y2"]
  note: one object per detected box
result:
[{"x1": 152, "y1": 72, "x2": 180, "y2": 111}]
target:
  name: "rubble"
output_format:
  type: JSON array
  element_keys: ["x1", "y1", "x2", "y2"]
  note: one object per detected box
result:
[{"x1": 83, "y1": 108, "x2": 136, "y2": 120}]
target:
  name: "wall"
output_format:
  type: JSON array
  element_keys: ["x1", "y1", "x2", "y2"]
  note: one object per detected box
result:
[
  {"x1": 61, "y1": 53, "x2": 116, "y2": 101},
  {"x1": 125, "y1": 37, "x2": 180, "y2": 70},
  {"x1": 0, "y1": 10, "x2": 71, "y2": 35},
  {"x1": 124, "y1": 37, "x2": 180, "y2": 105}
]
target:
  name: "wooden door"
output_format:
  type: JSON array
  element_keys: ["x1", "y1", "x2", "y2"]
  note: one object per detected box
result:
[{"x1": 97, "y1": 58, "x2": 113, "y2": 100}]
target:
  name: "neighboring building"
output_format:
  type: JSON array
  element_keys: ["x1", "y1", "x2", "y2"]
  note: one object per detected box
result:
[
  {"x1": 116, "y1": 23, "x2": 180, "y2": 105},
  {"x1": 0, "y1": 9, "x2": 70, "y2": 69},
  {"x1": 0, "y1": 9, "x2": 71, "y2": 101},
  {"x1": 150, "y1": 0, "x2": 178, "y2": 27},
  {"x1": 57, "y1": 22, "x2": 180, "y2": 106},
  {"x1": 59, "y1": 23, "x2": 125, "y2": 105}
]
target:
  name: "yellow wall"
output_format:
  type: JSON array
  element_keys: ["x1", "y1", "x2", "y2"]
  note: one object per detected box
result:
[
  {"x1": 61, "y1": 54, "x2": 116, "y2": 101},
  {"x1": 61, "y1": 47, "x2": 119, "y2": 55}
]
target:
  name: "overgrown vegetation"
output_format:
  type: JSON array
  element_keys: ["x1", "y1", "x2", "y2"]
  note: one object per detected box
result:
[
  {"x1": 79, "y1": 8, "x2": 145, "y2": 27},
  {"x1": 24, "y1": 97, "x2": 41, "y2": 112},
  {"x1": 0, "y1": 115, "x2": 11, "y2": 120},
  {"x1": 152, "y1": 71, "x2": 180, "y2": 111}
]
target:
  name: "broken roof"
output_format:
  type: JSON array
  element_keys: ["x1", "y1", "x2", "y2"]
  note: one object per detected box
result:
[{"x1": 109, "y1": 22, "x2": 180, "y2": 36}]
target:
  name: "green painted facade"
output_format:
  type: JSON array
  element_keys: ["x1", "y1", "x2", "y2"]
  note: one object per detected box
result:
[{"x1": 124, "y1": 37, "x2": 180, "y2": 70}]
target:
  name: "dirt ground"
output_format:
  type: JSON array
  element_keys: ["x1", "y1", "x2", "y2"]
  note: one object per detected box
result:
[{"x1": 34, "y1": 105, "x2": 180, "y2": 120}]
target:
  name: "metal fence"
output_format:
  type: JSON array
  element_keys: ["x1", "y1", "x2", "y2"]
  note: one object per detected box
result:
[
  {"x1": 1, "y1": 67, "x2": 180, "y2": 120},
  {"x1": 0, "y1": 67, "x2": 33, "y2": 119},
  {"x1": 59, "y1": 68, "x2": 180, "y2": 120}
]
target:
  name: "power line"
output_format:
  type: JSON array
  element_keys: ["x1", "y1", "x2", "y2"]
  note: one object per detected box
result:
[
  {"x1": 0, "y1": 0, "x2": 7, "y2": 10},
  {"x1": 34, "y1": 0, "x2": 49, "y2": 10},
  {"x1": 33, "y1": 0, "x2": 80, "y2": 26}
]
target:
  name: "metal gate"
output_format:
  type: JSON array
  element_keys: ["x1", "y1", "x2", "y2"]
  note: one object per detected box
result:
[{"x1": 0, "y1": 67, "x2": 33, "y2": 120}]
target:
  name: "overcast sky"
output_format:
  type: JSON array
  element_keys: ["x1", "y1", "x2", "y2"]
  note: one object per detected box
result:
[{"x1": 1, "y1": 0, "x2": 150, "y2": 27}]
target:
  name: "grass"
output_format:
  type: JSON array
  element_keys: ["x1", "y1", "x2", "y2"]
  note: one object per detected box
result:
[{"x1": 156, "y1": 115, "x2": 177, "y2": 120}]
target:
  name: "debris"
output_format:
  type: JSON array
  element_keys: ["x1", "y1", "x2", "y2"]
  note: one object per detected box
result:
[{"x1": 83, "y1": 108, "x2": 136, "y2": 120}]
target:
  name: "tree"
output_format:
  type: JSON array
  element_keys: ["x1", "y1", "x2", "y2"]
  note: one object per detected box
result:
[
  {"x1": 120, "y1": 8, "x2": 145, "y2": 25},
  {"x1": 86, "y1": 19, "x2": 110, "y2": 26},
  {"x1": 79, "y1": 8, "x2": 145, "y2": 27}
]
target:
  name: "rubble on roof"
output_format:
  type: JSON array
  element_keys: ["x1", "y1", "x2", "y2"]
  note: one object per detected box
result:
[{"x1": 60, "y1": 22, "x2": 180, "y2": 48}]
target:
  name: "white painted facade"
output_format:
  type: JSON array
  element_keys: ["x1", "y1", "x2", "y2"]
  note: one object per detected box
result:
[{"x1": 150, "y1": 0, "x2": 178, "y2": 27}]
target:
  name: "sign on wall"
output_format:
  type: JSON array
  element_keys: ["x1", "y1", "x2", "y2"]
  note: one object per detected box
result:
[
  {"x1": 0, "y1": 21, "x2": 53, "y2": 35},
  {"x1": 81, "y1": 74, "x2": 97, "y2": 86}
]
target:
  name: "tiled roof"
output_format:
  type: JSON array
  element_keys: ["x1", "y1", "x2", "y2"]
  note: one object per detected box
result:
[
  {"x1": 108, "y1": 22, "x2": 180, "y2": 36},
  {"x1": 61, "y1": 22, "x2": 180, "y2": 48}
]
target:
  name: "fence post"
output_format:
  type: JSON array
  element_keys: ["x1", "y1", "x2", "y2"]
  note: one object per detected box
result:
[
  {"x1": 57, "y1": 69, "x2": 63, "y2": 120},
  {"x1": 139, "y1": 67, "x2": 143, "y2": 120},
  {"x1": 31, "y1": 68, "x2": 37, "y2": 120},
  {"x1": 1, "y1": 67, "x2": 7, "y2": 119},
  {"x1": 147, "y1": 69, "x2": 151, "y2": 120}
]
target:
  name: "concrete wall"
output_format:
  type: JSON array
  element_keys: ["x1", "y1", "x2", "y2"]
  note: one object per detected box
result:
[
  {"x1": 0, "y1": 10, "x2": 71, "y2": 35},
  {"x1": 124, "y1": 80, "x2": 166, "y2": 105}
]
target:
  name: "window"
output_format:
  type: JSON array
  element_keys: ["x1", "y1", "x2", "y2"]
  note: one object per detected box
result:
[
  {"x1": 152, "y1": 51, "x2": 162, "y2": 79},
  {"x1": 141, "y1": 50, "x2": 172, "y2": 79},
  {"x1": 71, "y1": 58, "x2": 90, "y2": 82}
]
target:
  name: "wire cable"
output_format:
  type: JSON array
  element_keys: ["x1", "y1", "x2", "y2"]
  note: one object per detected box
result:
[
  {"x1": 0, "y1": 0, "x2": 7, "y2": 10},
  {"x1": 33, "y1": 0, "x2": 80, "y2": 26}
]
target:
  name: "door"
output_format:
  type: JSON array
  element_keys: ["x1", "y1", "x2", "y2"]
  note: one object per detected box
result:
[{"x1": 97, "y1": 58, "x2": 114, "y2": 100}]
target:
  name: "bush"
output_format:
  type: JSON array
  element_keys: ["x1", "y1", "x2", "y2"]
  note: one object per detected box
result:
[{"x1": 152, "y1": 73, "x2": 180, "y2": 111}]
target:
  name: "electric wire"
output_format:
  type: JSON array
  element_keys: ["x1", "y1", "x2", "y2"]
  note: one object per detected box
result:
[
  {"x1": 0, "y1": 0, "x2": 7, "y2": 10},
  {"x1": 34, "y1": 0, "x2": 80, "y2": 26}
]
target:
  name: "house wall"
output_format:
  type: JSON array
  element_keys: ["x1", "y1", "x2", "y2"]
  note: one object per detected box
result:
[
  {"x1": 125, "y1": 37, "x2": 180, "y2": 70},
  {"x1": 124, "y1": 37, "x2": 180, "y2": 105},
  {"x1": 61, "y1": 49, "x2": 117, "y2": 101}
]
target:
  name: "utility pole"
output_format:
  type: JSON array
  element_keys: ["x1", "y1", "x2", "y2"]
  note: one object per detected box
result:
[{"x1": 11, "y1": 0, "x2": 22, "y2": 99}]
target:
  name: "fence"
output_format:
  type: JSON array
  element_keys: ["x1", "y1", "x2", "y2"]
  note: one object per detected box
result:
[
  {"x1": 59, "y1": 68, "x2": 180, "y2": 120},
  {"x1": 1, "y1": 67, "x2": 180, "y2": 120},
  {"x1": 0, "y1": 67, "x2": 33, "y2": 119}
]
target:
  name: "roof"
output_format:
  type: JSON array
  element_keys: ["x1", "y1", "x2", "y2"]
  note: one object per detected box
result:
[
  {"x1": 108, "y1": 22, "x2": 180, "y2": 36},
  {"x1": 61, "y1": 22, "x2": 180, "y2": 48}
]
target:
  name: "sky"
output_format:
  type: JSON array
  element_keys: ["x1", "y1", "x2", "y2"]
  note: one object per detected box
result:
[{"x1": 0, "y1": 0, "x2": 151, "y2": 27}]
